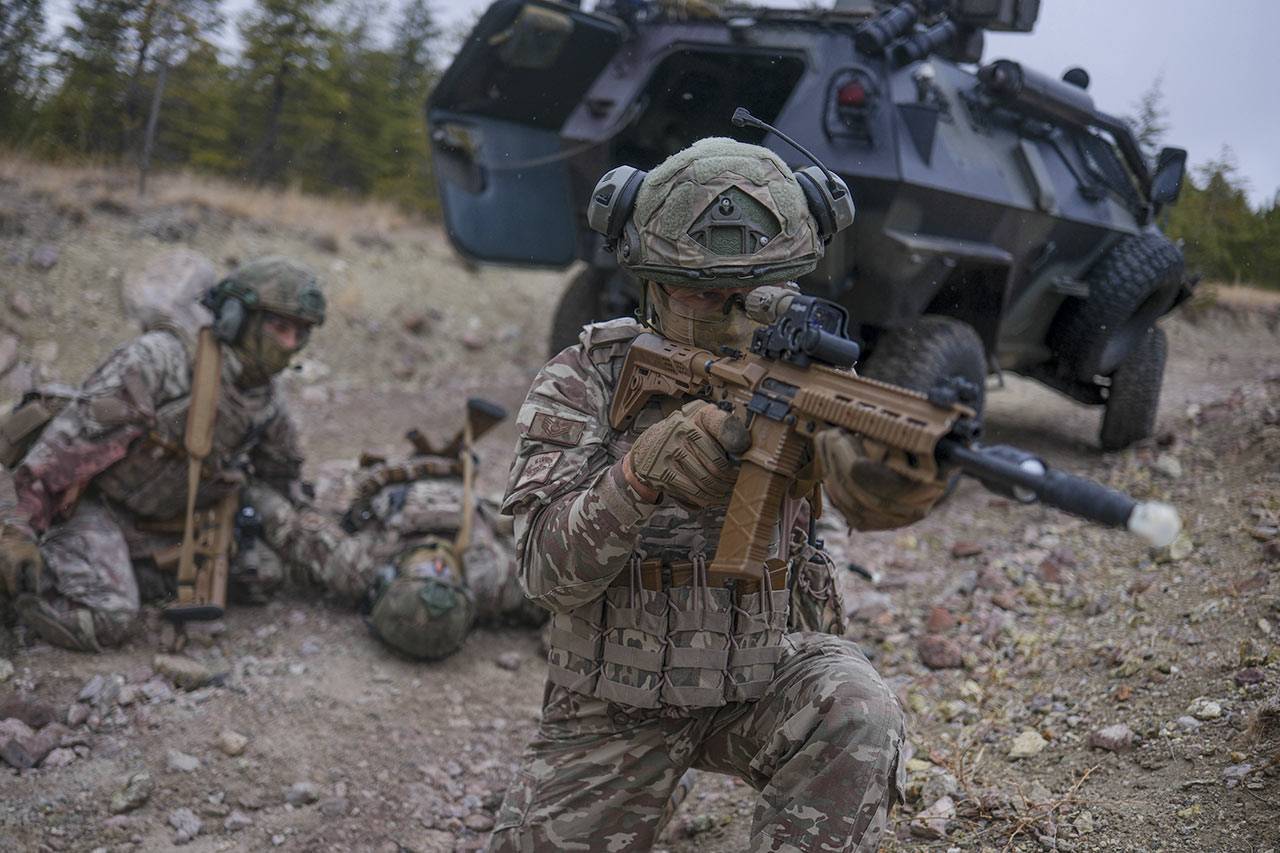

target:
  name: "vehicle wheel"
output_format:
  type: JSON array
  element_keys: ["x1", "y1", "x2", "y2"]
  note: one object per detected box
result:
[
  {"x1": 858, "y1": 315, "x2": 988, "y2": 419},
  {"x1": 548, "y1": 267, "x2": 608, "y2": 356},
  {"x1": 1099, "y1": 325, "x2": 1166, "y2": 452},
  {"x1": 858, "y1": 316, "x2": 987, "y2": 497},
  {"x1": 1049, "y1": 232, "x2": 1183, "y2": 381},
  {"x1": 547, "y1": 268, "x2": 640, "y2": 356}
]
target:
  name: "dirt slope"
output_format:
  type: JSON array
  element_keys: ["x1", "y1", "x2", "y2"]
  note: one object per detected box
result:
[{"x1": 1, "y1": 164, "x2": 1279, "y2": 852}]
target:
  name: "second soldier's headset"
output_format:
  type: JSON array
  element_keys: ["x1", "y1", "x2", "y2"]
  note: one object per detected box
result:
[
  {"x1": 587, "y1": 108, "x2": 856, "y2": 246},
  {"x1": 199, "y1": 278, "x2": 258, "y2": 344}
]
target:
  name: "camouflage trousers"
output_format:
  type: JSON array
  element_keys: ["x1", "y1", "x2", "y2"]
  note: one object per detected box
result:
[
  {"x1": 488, "y1": 632, "x2": 906, "y2": 853},
  {"x1": 30, "y1": 496, "x2": 142, "y2": 645}
]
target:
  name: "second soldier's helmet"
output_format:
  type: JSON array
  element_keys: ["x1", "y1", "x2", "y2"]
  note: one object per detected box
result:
[
  {"x1": 203, "y1": 255, "x2": 327, "y2": 343},
  {"x1": 366, "y1": 538, "x2": 476, "y2": 661}
]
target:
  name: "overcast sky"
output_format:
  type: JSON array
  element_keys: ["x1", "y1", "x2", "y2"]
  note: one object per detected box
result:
[{"x1": 46, "y1": 0, "x2": 1280, "y2": 206}]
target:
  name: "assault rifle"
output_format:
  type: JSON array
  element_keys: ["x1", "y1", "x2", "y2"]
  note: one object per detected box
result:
[{"x1": 609, "y1": 288, "x2": 1180, "y2": 580}]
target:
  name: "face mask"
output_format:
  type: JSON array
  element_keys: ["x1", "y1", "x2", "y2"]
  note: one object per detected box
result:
[
  {"x1": 232, "y1": 313, "x2": 304, "y2": 387},
  {"x1": 648, "y1": 283, "x2": 762, "y2": 351}
]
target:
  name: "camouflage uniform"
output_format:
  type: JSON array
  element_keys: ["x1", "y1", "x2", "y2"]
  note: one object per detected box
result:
[
  {"x1": 490, "y1": 319, "x2": 905, "y2": 852},
  {"x1": 7, "y1": 331, "x2": 302, "y2": 647},
  {"x1": 244, "y1": 477, "x2": 540, "y2": 628}
]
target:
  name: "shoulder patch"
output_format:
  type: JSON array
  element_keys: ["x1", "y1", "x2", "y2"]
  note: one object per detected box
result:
[
  {"x1": 527, "y1": 412, "x2": 587, "y2": 447},
  {"x1": 520, "y1": 450, "x2": 562, "y2": 486}
]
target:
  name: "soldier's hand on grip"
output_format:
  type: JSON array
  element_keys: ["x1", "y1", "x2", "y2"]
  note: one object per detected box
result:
[
  {"x1": 0, "y1": 520, "x2": 43, "y2": 599},
  {"x1": 626, "y1": 401, "x2": 750, "y2": 509},
  {"x1": 815, "y1": 428, "x2": 948, "y2": 531}
]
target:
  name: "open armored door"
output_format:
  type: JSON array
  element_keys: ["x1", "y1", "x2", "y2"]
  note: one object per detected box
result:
[{"x1": 427, "y1": 0, "x2": 623, "y2": 266}]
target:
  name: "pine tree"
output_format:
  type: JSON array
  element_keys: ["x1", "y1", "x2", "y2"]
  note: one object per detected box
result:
[
  {"x1": 391, "y1": 0, "x2": 441, "y2": 96},
  {"x1": 1126, "y1": 75, "x2": 1170, "y2": 167},
  {"x1": 38, "y1": 0, "x2": 138, "y2": 155},
  {"x1": 1166, "y1": 149, "x2": 1262, "y2": 285},
  {"x1": 133, "y1": 0, "x2": 225, "y2": 193},
  {"x1": 0, "y1": 0, "x2": 47, "y2": 142},
  {"x1": 238, "y1": 0, "x2": 332, "y2": 184}
]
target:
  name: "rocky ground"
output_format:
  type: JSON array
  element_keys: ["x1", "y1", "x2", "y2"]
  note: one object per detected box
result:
[{"x1": 1, "y1": 160, "x2": 1279, "y2": 852}]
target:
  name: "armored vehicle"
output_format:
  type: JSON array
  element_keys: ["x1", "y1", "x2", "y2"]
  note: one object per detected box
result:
[{"x1": 427, "y1": 0, "x2": 1191, "y2": 450}]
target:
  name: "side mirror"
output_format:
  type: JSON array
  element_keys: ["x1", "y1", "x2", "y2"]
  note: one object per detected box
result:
[{"x1": 1151, "y1": 147, "x2": 1187, "y2": 206}]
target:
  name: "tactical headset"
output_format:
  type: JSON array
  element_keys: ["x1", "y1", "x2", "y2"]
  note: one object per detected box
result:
[
  {"x1": 587, "y1": 108, "x2": 856, "y2": 247},
  {"x1": 200, "y1": 279, "x2": 259, "y2": 344}
]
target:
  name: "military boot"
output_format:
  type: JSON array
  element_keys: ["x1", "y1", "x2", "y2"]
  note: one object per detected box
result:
[{"x1": 15, "y1": 595, "x2": 101, "y2": 652}]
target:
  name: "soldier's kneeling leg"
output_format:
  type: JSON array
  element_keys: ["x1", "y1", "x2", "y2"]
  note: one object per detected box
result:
[
  {"x1": 20, "y1": 499, "x2": 140, "y2": 652},
  {"x1": 696, "y1": 632, "x2": 906, "y2": 853},
  {"x1": 488, "y1": 685, "x2": 694, "y2": 852}
]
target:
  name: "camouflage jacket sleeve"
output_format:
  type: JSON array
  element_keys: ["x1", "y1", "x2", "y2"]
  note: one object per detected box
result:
[
  {"x1": 249, "y1": 394, "x2": 304, "y2": 492},
  {"x1": 14, "y1": 332, "x2": 183, "y2": 532},
  {"x1": 501, "y1": 342, "x2": 659, "y2": 614}
]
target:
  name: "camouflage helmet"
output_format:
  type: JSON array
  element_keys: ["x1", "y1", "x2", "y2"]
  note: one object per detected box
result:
[
  {"x1": 220, "y1": 256, "x2": 326, "y2": 326},
  {"x1": 367, "y1": 538, "x2": 476, "y2": 661},
  {"x1": 616, "y1": 138, "x2": 824, "y2": 289}
]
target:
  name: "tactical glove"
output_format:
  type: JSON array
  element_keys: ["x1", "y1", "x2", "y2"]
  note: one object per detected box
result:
[
  {"x1": 814, "y1": 428, "x2": 949, "y2": 531},
  {"x1": 0, "y1": 520, "x2": 43, "y2": 599},
  {"x1": 627, "y1": 400, "x2": 750, "y2": 509}
]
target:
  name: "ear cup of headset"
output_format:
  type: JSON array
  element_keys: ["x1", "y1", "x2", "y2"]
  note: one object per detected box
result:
[
  {"x1": 793, "y1": 169, "x2": 838, "y2": 240},
  {"x1": 201, "y1": 280, "x2": 258, "y2": 344},
  {"x1": 794, "y1": 166, "x2": 855, "y2": 239},
  {"x1": 587, "y1": 166, "x2": 647, "y2": 242}
]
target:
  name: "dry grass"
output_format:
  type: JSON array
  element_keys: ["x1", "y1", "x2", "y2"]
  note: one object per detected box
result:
[
  {"x1": 1208, "y1": 282, "x2": 1280, "y2": 309},
  {"x1": 0, "y1": 150, "x2": 415, "y2": 238}
]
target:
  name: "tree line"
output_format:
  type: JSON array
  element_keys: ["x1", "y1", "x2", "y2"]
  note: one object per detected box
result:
[
  {"x1": 1, "y1": 5, "x2": 1278, "y2": 288},
  {"x1": 0, "y1": 0, "x2": 444, "y2": 214}
]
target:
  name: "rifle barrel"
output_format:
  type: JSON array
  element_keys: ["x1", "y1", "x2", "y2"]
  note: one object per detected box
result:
[{"x1": 937, "y1": 440, "x2": 1181, "y2": 547}]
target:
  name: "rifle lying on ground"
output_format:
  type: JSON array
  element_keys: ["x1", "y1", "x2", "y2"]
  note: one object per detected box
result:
[
  {"x1": 340, "y1": 398, "x2": 508, "y2": 536},
  {"x1": 609, "y1": 288, "x2": 1180, "y2": 580}
]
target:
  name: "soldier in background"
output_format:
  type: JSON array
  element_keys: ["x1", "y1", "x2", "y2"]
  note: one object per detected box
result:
[
  {"x1": 244, "y1": 416, "x2": 547, "y2": 660},
  {"x1": 0, "y1": 256, "x2": 322, "y2": 652},
  {"x1": 0, "y1": 251, "x2": 541, "y2": 659},
  {"x1": 490, "y1": 138, "x2": 951, "y2": 851}
]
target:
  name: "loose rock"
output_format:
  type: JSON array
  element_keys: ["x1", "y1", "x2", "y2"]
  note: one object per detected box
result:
[
  {"x1": 918, "y1": 635, "x2": 964, "y2": 670},
  {"x1": 217, "y1": 729, "x2": 249, "y2": 757},
  {"x1": 464, "y1": 812, "x2": 495, "y2": 832},
  {"x1": 1089, "y1": 723, "x2": 1135, "y2": 753},
  {"x1": 1009, "y1": 729, "x2": 1048, "y2": 759},
  {"x1": 286, "y1": 782, "x2": 320, "y2": 805},
  {"x1": 0, "y1": 695, "x2": 57, "y2": 728},
  {"x1": 7, "y1": 291, "x2": 33, "y2": 318},
  {"x1": 1152, "y1": 453, "x2": 1184, "y2": 479},
  {"x1": 153, "y1": 654, "x2": 215, "y2": 690},
  {"x1": 925, "y1": 606, "x2": 956, "y2": 633},
  {"x1": 168, "y1": 807, "x2": 202, "y2": 844},
  {"x1": 1187, "y1": 697, "x2": 1223, "y2": 720},
  {"x1": 167, "y1": 749, "x2": 200, "y2": 772},
  {"x1": 950, "y1": 541, "x2": 985, "y2": 559},
  {"x1": 28, "y1": 245, "x2": 59, "y2": 270},
  {"x1": 1235, "y1": 667, "x2": 1265, "y2": 687},
  {"x1": 110, "y1": 771, "x2": 154, "y2": 814},
  {"x1": 319, "y1": 796, "x2": 351, "y2": 817},
  {"x1": 224, "y1": 811, "x2": 253, "y2": 832},
  {"x1": 42, "y1": 747, "x2": 75, "y2": 768},
  {"x1": 910, "y1": 794, "x2": 955, "y2": 840},
  {"x1": 495, "y1": 652, "x2": 523, "y2": 672}
]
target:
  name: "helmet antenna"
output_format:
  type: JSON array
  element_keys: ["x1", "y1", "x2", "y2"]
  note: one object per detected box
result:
[{"x1": 731, "y1": 108, "x2": 847, "y2": 200}]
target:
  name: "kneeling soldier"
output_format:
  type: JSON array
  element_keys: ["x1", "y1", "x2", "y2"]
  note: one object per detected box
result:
[{"x1": 491, "y1": 138, "x2": 950, "y2": 851}]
